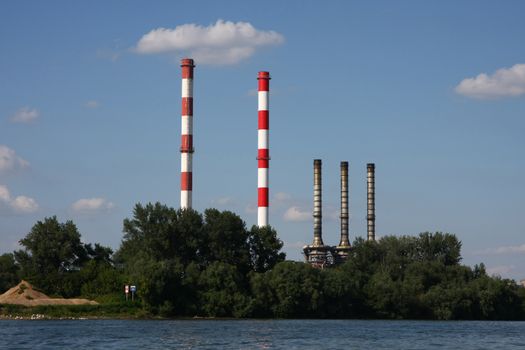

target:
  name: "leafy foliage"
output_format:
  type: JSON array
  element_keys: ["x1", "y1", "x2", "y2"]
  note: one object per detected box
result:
[
  {"x1": 9, "y1": 216, "x2": 116, "y2": 297},
  {"x1": 1, "y1": 205, "x2": 524, "y2": 320},
  {"x1": 114, "y1": 203, "x2": 285, "y2": 316},
  {"x1": 0, "y1": 253, "x2": 19, "y2": 293}
]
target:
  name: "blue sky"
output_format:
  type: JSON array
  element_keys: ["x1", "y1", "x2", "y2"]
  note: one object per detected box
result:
[{"x1": 1, "y1": 0, "x2": 524, "y2": 279}]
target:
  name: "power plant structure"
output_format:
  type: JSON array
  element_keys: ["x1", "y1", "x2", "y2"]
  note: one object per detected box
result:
[
  {"x1": 302, "y1": 160, "x2": 333, "y2": 268},
  {"x1": 367, "y1": 163, "x2": 376, "y2": 241},
  {"x1": 180, "y1": 58, "x2": 195, "y2": 209},
  {"x1": 304, "y1": 161, "x2": 376, "y2": 268},
  {"x1": 335, "y1": 161, "x2": 351, "y2": 264},
  {"x1": 174, "y1": 58, "x2": 376, "y2": 267},
  {"x1": 257, "y1": 71, "x2": 271, "y2": 227}
]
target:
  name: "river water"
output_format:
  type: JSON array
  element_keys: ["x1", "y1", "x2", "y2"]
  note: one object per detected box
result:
[{"x1": 1, "y1": 319, "x2": 524, "y2": 349}]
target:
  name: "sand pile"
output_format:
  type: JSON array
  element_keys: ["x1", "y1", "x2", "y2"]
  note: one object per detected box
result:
[{"x1": 0, "y1": 280, "x2": 98, "y2": 306}]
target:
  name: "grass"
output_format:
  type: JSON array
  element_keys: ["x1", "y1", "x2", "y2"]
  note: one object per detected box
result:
[{"x1": 0, "y1": 301, "x2": 150, "y2": 319}]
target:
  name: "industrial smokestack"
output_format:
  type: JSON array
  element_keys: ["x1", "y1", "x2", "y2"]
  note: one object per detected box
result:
[
  {"x1": 312, "y1": 159, "x2": 324, "y2": 246},
  {"x1": 180, "y1": 58, "x2": 195, "y2": 209},
  {"x1": 339, "y1": 161, "x2": 350, "y2": 247},
  {"x1": 367, "y1": 163, "x2": 375, "y2": 241},
  {"x1": 257, "y1": 71, "x2": 270, "y2": 227}
]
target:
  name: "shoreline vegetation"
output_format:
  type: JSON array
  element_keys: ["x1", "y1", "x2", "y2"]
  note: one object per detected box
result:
[{"x1": 1, "y1": 202, "x2": 525, "y2": 320}]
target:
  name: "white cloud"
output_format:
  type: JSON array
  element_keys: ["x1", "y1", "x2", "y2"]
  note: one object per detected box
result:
[
  {"x1": 0, "y1": 185, "x2": 39, "y2": 214},
  {"x1": 455, "y1": 63, "x2": 525, "y2": 99},
  {"x1": 10, "y1": 106, "x2": 39, "y2": 123},
  {"x1": 72, "y1": 197, "x2": 115, "y2": 213},
  {"x1": 0, "y1": 145, "x2": 29, "y2": 173},
  {"x1": 11, "y1": 196, "x2": 39, "y2": 213},
  {"x1": 283, "y1": 206, "x2": 311, "y2": 222},
  {"x1": 135, "y1": 19, "x2": 284, "y2": 65},
  {"x1": 0, "y1": 185, "x2": 10, "y2": 202},
  {"x1": 85, "y1": 100, "x2": 100, "y2": 108}
]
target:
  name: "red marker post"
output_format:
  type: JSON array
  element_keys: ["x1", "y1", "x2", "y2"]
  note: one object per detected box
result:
[{"x1": 125, "y1": 285, "x2": 129, "y2": 301}]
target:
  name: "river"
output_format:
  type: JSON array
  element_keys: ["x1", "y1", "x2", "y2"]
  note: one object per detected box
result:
[{"x1": 1, "y1": 319, "x2": 524, "y2": 349}]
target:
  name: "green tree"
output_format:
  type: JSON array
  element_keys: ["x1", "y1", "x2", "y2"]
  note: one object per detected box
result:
[
  {"x1": 248, "y1": 225, "x2": 286, "y2": 273},
  {"x1": 469, "y1": 275, "x2": 523, "y2": 320},
  {"x1": 0, "y1": 253, "x2": 19, "y2": 293},
  {"x1": 198, "y1": 262, "x2": 250, "y2": 317},
  {"x1": 201, "y1": 209, "x2": 251, "y2": 272},
  {"x1": 14, "y1": 216, "x2": 89, "y2": 296},
  {"x1": 255, "y1": 261, "x2": 323, "y2": 318},
  {"x1": 416, "y1": 232, "x2": 462, "y2": 266},
  {"x1": 117, "y1": 203, "x2": 204, "y2": 266},
  {"x1": 321, "y1": 265, "x2": 363, "y2": 317}
]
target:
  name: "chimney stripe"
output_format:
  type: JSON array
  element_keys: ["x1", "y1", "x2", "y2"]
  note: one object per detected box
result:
[
  {"x1": 257, "y1": 71, "x2": 271, "y2": 227},
  {"x1": 180, "y1": 58, "x2": 195, "y2": 209},
  {"x1": 339, "y1": 161, "x2": 350, "y2": 247},
  {"x1": 312, "y1": 159, "x2": 324, "y2": 246},
  {"x1": 367, "y1": 163, "x2": 375, "y2": 241}
]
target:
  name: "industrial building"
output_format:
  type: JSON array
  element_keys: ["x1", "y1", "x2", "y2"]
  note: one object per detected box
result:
[
  {"x1": 177, "y1": 58, "x2": 376, "y2": 268},
  {"x1": 303, "y1": 160, "x2": 376, "y2": 268}
]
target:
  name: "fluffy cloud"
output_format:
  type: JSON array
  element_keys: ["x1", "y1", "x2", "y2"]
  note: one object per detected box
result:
[
  {"x1": 72, "y1": 197, "x2": 115, "y2": 213},
  {"x1": 455, "y1": 63, "x2": 525, "y2": 99},
  {"x1": 10, "y1": 107, "x2": 39, "y2": 123},
  {"x1": 0, "y1": 145, "x2": 29, "y2": 173},
  {"x1": 10, "y1": 196, "x2": 39, "y2": 213},
  {"x1": 0, "y1": 185, "x2": 10, "y2": 202},
  {"x1": 283, "y1": 206, "x2": 311, "y2": 222},
  {"x1": 0, "y1": 185, "x2": 39, "y2": 214},
  {"x1": 135, "y1": 19, "x2": 284, "y2": 65}
]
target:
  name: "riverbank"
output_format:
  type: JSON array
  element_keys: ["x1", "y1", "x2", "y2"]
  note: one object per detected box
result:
[{"x1": 0, "y1": 302, "x2": 149, "y2": 320}]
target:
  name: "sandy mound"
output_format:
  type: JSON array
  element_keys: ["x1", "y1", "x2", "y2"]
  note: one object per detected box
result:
[{"x1": 0, "y1": 280, "x2": 98, "y2": 306}]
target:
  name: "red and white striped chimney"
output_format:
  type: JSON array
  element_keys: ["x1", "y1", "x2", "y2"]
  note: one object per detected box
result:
[
  {"x1": 180, "y1": 58, "x2": 195, "y2": 209},
  {"x1": 257, "y1": 71, "x2": 270, "y2": 226}
]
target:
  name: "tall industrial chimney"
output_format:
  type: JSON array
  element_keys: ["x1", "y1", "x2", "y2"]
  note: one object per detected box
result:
[
  {"x1": 180, "y1": 58, "x2": 195, "y2": 209},
  {"x1": 257, "y1": 71, "x2": 270, "y2": 227},
  {"x1": 339, "y1": 161, "x2": 350, "y2": 247},
  {"x1": 367, "y1": 163, "x2": 375, "y2": 241},
  {"x1": 312, "y1": 159, "x2": 324, "y2": 246}
]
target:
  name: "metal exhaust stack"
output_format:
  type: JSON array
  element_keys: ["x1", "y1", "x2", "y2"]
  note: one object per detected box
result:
[
  {"x1": 339, "y1": 161, "x2": 350, "y2": 247},
  {"x1": 312, "y1": 159, "x2": 324, "y2": 246},
  {"x1": 333, "y1": 161, "x2": 351, "y2": 264},
  {"x1": 257, "y1": 71, "x2": 270, "y2": 227},
  {"x1": 180, "y1": 58, "x2": 195, "y2": 209},
  {"x1": 367, "y1": 163, "x2": 375, "y2": 241},
  {"x1": 303, "y1": 159, "x2": 331, "y2": 267}
]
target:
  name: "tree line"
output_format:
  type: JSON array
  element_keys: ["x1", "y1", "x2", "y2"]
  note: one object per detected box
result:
[{"x1": 1, "y1": 202, "x2": 524, "y2": 319}]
